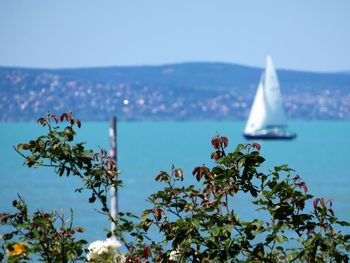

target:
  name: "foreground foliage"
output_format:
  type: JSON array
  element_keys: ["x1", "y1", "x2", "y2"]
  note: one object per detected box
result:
[
  {"x1": 1, "y1": 197, "x2": 86, "y2": 263},
  {"x1": 1, "y1": 112, "x2": 350, "y2": 262}
]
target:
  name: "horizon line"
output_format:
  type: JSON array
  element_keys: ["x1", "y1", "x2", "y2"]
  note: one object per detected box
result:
[{"x1": 0, "y1": 60, "x2": 349, "y2": 75}]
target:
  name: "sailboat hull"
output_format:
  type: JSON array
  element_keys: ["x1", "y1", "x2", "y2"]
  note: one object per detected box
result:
[
  {"x1": 243, "y1": 133, "x2": 296, "y2": 140},
  {"x1": 243, "y1": 130, "x2": 297, "y2": 140}
]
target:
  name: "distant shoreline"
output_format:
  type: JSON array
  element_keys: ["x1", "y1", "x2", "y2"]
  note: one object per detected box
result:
[{"x1": 1, "y1": 62, "x2": 350, "y2": 122}]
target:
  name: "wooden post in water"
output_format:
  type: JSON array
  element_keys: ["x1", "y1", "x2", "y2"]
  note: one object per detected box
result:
[{"x1": 109, "y1": 117, "x2": 118, "y2": 237}]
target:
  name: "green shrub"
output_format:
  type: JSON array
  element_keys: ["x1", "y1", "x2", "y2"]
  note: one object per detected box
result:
[{"x1": 1, "y1": 113, "x2": 349, "y2": 262}]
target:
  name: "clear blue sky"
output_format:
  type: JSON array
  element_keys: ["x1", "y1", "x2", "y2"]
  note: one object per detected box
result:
[{"x1": 0, "y1": 0, "x2": 349, "y2": 72}]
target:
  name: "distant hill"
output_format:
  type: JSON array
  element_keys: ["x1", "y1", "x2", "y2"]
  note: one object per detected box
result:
[{"x1": 0, "y1": 62, "x2": 349, "y2": 121}]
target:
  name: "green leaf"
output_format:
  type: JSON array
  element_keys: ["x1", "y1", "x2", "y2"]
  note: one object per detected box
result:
[
  {"x1": 88, "y1": 194, "x2": 96, "y2": 203},
  {"x1": 337, "y1": 220, "x2": 350, "y2": 226},
  {"x1": 249, "y1": 187, "x2": 258, "y2": 197},
  {"x1": 142, "y1": 218, "x2": 152, "y2": 231},
  {"x1": 274, "y1": 164, "x2": 290, "y2": 172},
  {"x1": 59, "y1": 167, "x2": 65, "y2": 177},
  {"x1": 2, "y1": 233, "x2": 14, "y2": 240},
  {"x1": 235, "y1": 144, "x2": 244, "y2": 152},
  {"x1": 276, "y1": 235, "x2": 288, "y2": 243},
  {"x1": 210, "y1": 226, "x2": 220, "y2": 237},
  {"x1": 237, "y1": 157, "x2": 245, "y2": 168},
  {"x1": 16, "y1": 143, "x2": 25, "y2": 151}
]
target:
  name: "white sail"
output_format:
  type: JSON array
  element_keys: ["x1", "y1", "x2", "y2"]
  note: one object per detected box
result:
[
  {"x1": 263, "y1": 55, "x2": 287, "y2": 127},
  {"x1": 244, "y1": 79, "x2": 266, "y2": 133},
  {"x1": 244, "y1": 55, "x2": 287, "y2": 134}
]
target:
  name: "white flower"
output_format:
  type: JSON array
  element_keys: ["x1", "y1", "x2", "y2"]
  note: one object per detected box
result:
[
  {"x1": 87, "y1": 238, "x2": 124, "y2": 263},
  {"x1": 169, "y1": 250, "x2": 181, "y2": 261},
  {"x1": 88, "y1": 240, "x2": 104, "y2": 251},
  {"x1": 104, "y1": 238, "x2": 122, "y2": 250}
]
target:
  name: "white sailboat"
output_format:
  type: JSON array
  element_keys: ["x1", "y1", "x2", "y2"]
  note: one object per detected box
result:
[{"x1": 243, "y1": 55, "x2": 296, "y2": 140}]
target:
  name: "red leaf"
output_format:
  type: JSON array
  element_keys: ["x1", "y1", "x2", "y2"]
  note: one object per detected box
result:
[
  {"x1": 192, "y1": 167, "x2": 201, "y2": 181},
  {"x1": 212, "y1": 136, "x2": 229, "y2": 149},
  {"x1": 293, "y1": 175, "x2": 301, "y2": 182},
  {"x1": 211, "y1": 137, "x2": 220, "y2": 149},
  {"x1": 154, "y1": 208, "x2": 163, "y2": 221},
  {"x1": 192, "y1": 166, "x2": 210, "y2": 181},
  {"x1": 303, "y1": 184, "x2": 308, "y2": 193},
  {"x1": 67, "y1": 112, "x2": 73, "y2": 122},
  {"x1": 221, "y1": 136, "x2": 229, "y2": 148},
  {"x1": 37, "y1": 117, "x2": 46, "y2": 125},
  {"x1": 297, "y1": 182, "x2": 308, "y2": 193},
  {"x1": 93, "y1": 153, "x2": 100, "y2": 161},
  {"x1": 109, "y1": 159, "x2": 116, "y2": 169},
  {"x1": 100, "y1": 149, "x2": 107, "y2": 156},
  {"x1": 211, "y1": 151, "x2": 219, "y2": 160},
  {"x1": 142, "y1": 245, "x2": 151, "y2": 258},
  {"x1": 252, "y1": 143, "x2": 261, "y2": 151},
  {"x1": 51, "y1": 114, "x2": 59, "y2": 123},
  {"x1": 60, "y1": 113, "x2": 67, "y2": 122},
  {"x1": 71, "y1": 119, "x2": 81, "y2": 128}
]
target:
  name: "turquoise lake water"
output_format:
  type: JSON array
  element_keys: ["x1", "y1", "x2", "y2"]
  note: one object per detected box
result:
[{"x1": 1, "y1": 121, "x2": 350, "y2": 243}]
